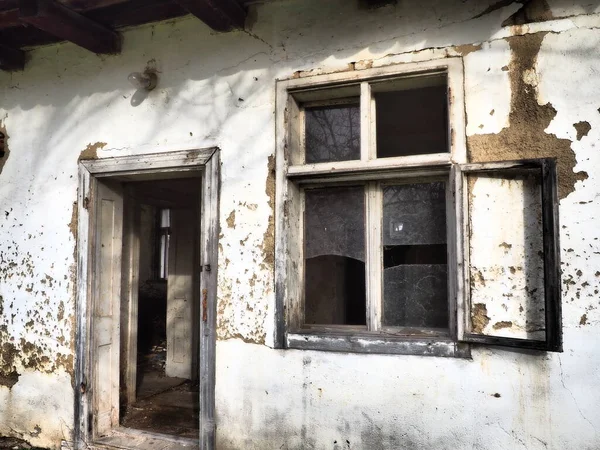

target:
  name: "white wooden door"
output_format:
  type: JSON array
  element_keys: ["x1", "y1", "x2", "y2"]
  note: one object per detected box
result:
[
  {"x1": 165, "y1": 208, "x2": 195, "y2": 379},
  {"x1": 93, "y1": 180, "x2": 123, "y2": 436}
]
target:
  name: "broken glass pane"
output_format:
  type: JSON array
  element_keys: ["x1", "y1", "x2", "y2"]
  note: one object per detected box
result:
[
  {"x1": 383, "y1": 182, "x2": 446, "y2": 246},
  {"x1": 383, "y1": 264, "x2": 448, "y2": 328},
  {"x1": 375, "y1": 84, "x2": 448, "y2": 158},
  {"x1": 382, "y1": 182, "x2": 448, "y2": 329},
  {"x1": 304, "y1": 186, "x2": 366, "y2": 325},
  {"x1": 305, "y1": 103, "x2": 360, "y2": 163}
]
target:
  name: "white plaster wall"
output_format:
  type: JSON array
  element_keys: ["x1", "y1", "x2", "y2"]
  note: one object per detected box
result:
[{"x1": 0, "y1": 0, "x2": 599, "y2": 448}]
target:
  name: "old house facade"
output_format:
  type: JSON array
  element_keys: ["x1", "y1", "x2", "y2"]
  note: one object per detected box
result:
[{"x1": 0, "y1": 0, "x2": 599, "y2": 449}]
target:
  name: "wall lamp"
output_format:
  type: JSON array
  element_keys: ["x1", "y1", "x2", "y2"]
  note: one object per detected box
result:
[
  {"x1": 128, "y1": 71, "x2": 158, "y2": 91},
  {"x1": 128, "y1": 70, "x2": 158, "y2": 107}
]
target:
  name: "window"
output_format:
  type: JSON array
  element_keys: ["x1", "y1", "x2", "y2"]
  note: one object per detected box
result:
[
  {"x1": 275, "y1": 59, "x2": 562, "y2": 356},
  {"x1": 157, "y1": 208, "x2": 171, "y2": 280}
]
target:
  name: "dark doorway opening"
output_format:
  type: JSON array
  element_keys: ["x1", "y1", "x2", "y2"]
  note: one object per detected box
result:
[{"x1": 119, "y1": 178, "x2": 201, "y2": 438}]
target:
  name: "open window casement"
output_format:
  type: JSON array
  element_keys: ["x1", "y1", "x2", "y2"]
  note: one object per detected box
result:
[{"x1": 454, "y1": 158, "x2": 562, "y2": 352}]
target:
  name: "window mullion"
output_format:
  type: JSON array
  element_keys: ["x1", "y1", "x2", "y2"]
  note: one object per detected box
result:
[
  {"x1": 365, "y1": 182, "x2": 382, "y2": 332},
  {"x1": 360, "y1": 81, "x2": 373, "y2": 161}
]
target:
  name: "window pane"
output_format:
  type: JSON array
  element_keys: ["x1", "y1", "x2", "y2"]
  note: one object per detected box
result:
[
  {"x1": 305, "y1": 103, "x2": 360, "y2": 163},
  {"x1": 375, "y1": 84, "x2": 448, "y2": 158},
  {"x1": 304, "y1": 186, "x2": 366, "y2": 325},
  {"x1": 382, "y1": 182, "x2": 448, "y2": 329}
]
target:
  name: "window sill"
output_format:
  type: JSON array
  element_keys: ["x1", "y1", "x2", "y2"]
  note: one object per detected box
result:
[{"x1": 286, "y1": 332, "x2": 471, "y2": 358}]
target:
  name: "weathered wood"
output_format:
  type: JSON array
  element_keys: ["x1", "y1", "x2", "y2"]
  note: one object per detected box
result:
[
  {"x1": 88, "y1": 0, "x2": 187, "y2": 29},
  {"x1": 0, "y1": 42, "x2": 23, "y2": 70},
  {"x1": 287, "y1": 332, "x2": 470, "y2": 358},
  {"x1": 120, "y1": 188, "x2": 140, "y2": 406},
  {"x1": 457, "y1": 158, "x2": 563, "y2": 352},
  {"x1": 173, "y1": 0, "x2": 245, "y2": 31},
  {"x1": 200, "y1": 150, "x2": 220, "y2": 450},
  {"x1": 541, "y1": 158, "x2": 562, "y2": 352},
  {"x1": 74, "y1": 163, "x2": 92, "y2": 448},
  {"x1": 19, "y1": 0, "x2": 121, "y2": 54},
  {"x1": 365, "y1": 182, "x2": 382, "y2": 332},
  {"x1": 82, "y1": 147, "x2": 217, "y2": 176}
]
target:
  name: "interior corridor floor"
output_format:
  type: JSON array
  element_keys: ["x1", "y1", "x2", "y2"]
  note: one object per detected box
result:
[{"x1": 121, "y1": 370, "x2": 199, "y2": 439}]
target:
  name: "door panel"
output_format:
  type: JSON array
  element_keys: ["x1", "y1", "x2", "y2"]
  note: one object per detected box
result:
[
  {"x1": 166, "y1": 208, "x2": 195, "y2": 379},
  {"x1": 94, "y1": 181, "x2": 123, "y2": 436}
]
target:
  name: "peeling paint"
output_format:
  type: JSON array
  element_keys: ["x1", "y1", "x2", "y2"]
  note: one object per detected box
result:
[
  {"x1": 226, "y1": 210, "x2": 236, "y2": 229},
  {"x1": 454, "y1": 43, "x2": 482, "y2": 57},
  {"x1": 467, "y1": 33, "x2": 585, "y2": 199},
  {"x1": 493, "y1": 321, "x2": 513, "y2": 330},
  {"x1": 471, "y1": 303, "x2": 490, "y2": 334},
  {"x1": 78, "y1": 141, "x2": 106, "y2": 161},
  {"x1": 262, "y1": 154, "x2": 275, "y2": 270},
  {"x1": 573, "y1": 121, "x2": 591, "y2": 141}
]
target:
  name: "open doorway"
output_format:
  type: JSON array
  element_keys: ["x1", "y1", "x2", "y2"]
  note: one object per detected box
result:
[
  {"x1": 76, "y1": 149, "x2": 219, "y2": 450},
  {"x1": 119, "y1": 178, "x2": 201, "y2": 438}
]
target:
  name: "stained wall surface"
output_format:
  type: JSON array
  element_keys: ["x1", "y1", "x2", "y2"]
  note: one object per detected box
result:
[{"x1": 0, "y1": 0, "x2": 599, "y2": 448}]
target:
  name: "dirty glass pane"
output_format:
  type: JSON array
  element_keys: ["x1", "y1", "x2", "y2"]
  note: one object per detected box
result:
[
  {"x1": 305, "y1": 103, "x2": 360, "y2": 163},
  {"x1": 467, "y1": 170, "x2": 545, "y2": 341},
  {"x1": 375, "y1": 85, "x2": 448, "y2": 158},
  {"x1": 382, "y1": 182, "x2": 448, "y2": 329},
  {"x1": 383, "y1": 182, "x2": 446, "y2": 246},
  {"x1": 304, "y1": 186, "x2": 366, "y2": 325},
  {"x1": 383, "y1": 265, "x2": 448, "y2": 328}
]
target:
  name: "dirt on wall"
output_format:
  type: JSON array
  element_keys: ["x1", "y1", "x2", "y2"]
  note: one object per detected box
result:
[{"x1": 467, "y1": 32, "x2": 586, "y2": 199}]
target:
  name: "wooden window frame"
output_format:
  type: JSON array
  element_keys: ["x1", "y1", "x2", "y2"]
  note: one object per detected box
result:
[
  {"x1": 73, "y1": 148, "x2": 220, "y2": 449},
  {"x1": 274, "y1": 59, "x2": 469, "y2": 357},
  {"x1": 274, "y1": 59, "x2": 563, "y2": 356},
  {"x1": 454, "y1": 158, "x2": 562, "y2": 352}
]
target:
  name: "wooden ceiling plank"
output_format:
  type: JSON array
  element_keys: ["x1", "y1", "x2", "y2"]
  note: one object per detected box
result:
[
  {"x1": 173, "y1": 0, "x2": 245, "y2": 31},
  {"x1": 19, "y1": 0, "x2": 121, "y2": 54},
  {"x1": 0, "y1": 42, "x2": 24, "y2": 70}
]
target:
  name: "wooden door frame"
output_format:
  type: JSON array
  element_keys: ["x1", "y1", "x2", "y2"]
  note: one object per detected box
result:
[{"x1": 74, "y1": 148, "x2": 220, "y2": 449}]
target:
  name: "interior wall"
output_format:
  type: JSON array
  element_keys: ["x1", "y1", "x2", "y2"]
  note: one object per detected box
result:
[{"x1": 0, "y1": 0, "x2": 599, "y2": 448}]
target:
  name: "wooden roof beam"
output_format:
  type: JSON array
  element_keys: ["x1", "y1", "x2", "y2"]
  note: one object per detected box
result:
[
  {"x1": 173, "y1": 0, "x2": 245, "y2": 32},
  {"x1": 19, "y1": 0, "x2": 121, "y2": 54},
  {"x1": 0, "y1": 42, "x2": 24, "y2": 70}
]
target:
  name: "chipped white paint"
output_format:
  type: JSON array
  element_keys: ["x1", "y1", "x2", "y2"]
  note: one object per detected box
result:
[
  {"x1": 468, "y1": 173, "x2": 546, "y2": 339},
  {"x1": 0, "y1": 0, "x2": 598, "y2": 448},
  {"x1": 463, "y1": 39, "x2": 512, "y2": 136}
]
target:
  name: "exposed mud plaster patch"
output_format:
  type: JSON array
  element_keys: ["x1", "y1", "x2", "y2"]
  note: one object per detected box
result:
[
  {"x1": 580, "y1": 314, "x2": 588, "y2": 325},
  {"x1": 78, "y1": 142, "x2": 106, "y2": 161},
  {"x1": 472, "y1": 303, "x2": 490, "y2": 334},
  {"x1": 454, "y1": 43, "x2": 482, "y2": 57},
  {"x1": 0, "y1": 121, "x2": 9, "y2": 176},
  {"x1": 467, "y1": 33, "x2": 584, "y2": 199},
  {"x1": 226, "y1": 210, "x2": 236, "y2": 229},
  {"x1": 573, "y1": 121, "x2": 591, "y2": 141},
  {"x1": 68, "y1": 202, "x2": 78, "y2": 241},
  {"x1": 262, "y1": 155, "x2": 275, "y2": 270},
  {"x1": 0, "y1": 370, "x2": 20, "y2": 388},
  {"x1": 0, "y1": 342, "x2": 19, "y2": 388},
  {"x1": 493, "y1": 321, "x2": 513, "y2": 330}
]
